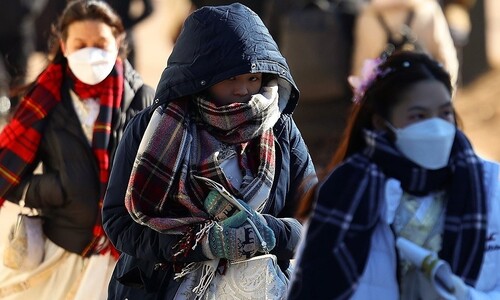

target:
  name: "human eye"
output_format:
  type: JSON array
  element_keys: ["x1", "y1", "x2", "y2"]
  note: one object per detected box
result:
[
  {"x1": 72, "y1": 42, "x2": 85, "y2": 50},
  {"x1": 408, "y1": 112, "x2": 426, "y2": 122},
  {"x1": 93, "y1": 39, "x2": 111, "y2": 50},
  {"x1": 95, "y1": 43, "x2": 107, "y2": 50},
  {"x1": 440, "y1": 108, "x2": 455, "y2": 120},
  {"x1": 441, "y1": 109, "x2": 453, "y2": 117},
  {"x1": 249, "y1": 75, "x2": 262, "y2": 82}
]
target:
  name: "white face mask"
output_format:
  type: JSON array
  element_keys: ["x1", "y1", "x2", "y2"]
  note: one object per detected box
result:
[
  {"x1": 66, "y1": 47, "x2": 118, "y2": 85},
  {"x1": 387, "y1": 118, "x2": 456, "y2": 170}
]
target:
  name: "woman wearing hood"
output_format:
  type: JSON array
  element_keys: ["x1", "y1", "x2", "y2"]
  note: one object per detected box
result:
[{"x1": 102, "y1": 3, "x2": 316, "y2": 299}]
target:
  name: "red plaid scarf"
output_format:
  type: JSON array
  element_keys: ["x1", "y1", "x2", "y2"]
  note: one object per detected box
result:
[
  {"x1": 125, "y1": 84, "x2": 280, "y2": 236},
  {"x1": 0, "y1": 60, "x2": 124, "y2": 258}
]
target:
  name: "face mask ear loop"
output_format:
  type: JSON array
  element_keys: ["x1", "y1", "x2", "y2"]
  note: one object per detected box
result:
[
  {"x1": 385, "y1": 121, "x2": 398, "y2": 133},
  {"x1": 383, "y1": 121, "x2": 400, "y2": 143}
]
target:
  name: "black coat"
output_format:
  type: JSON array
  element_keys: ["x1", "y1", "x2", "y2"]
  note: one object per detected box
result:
[
  {"x1": 6, "y1": 60, "x2": 154, "y2": 255},
  {"x1": 104, "y1": 107, "x2": 315, "y2": 298},
  {"x1": 103, "y1": 3, "x2": 316, "y2": 299}
]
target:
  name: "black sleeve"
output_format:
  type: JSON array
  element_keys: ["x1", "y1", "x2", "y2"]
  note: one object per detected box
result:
[
  {"x1": 262, "y1": 117, "x2": 317, "y2": 261},
  {"x1": 103, "y1": 107, "x2": 208, "y2": 263}
]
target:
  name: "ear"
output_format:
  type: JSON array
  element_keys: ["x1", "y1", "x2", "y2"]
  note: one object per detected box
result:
[
  {"x1": 372, "y1": 114, "x2": 387, "y2": 131},
  {"x1": 116, "y1": 33, "x2": 125, "y2": 52},
  {"x1": 60, "y1": 39, "x2": 67, "y2": 57}
]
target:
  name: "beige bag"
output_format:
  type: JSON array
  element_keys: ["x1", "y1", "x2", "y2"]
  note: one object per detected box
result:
[
  {"x1": 3, "y1": 201, "x2": 45, "y2": 271},
  {"x1": 207, "y1": 254, "x2": 289, "y2": 300},
  {"x1": 175, "y1": 254, "x2": 289, "y2": 300},
  {"x1": 177, "y1": 176, "x2": 289, "y2": 299}
]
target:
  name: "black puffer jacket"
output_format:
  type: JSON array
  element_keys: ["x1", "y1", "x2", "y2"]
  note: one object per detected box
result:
[
  {"x1": 6, "y1": 60, "x2": 154, "y2": 255},
  {"x1": 103, "y1": 3, "x2": 316, "y2": 299}
]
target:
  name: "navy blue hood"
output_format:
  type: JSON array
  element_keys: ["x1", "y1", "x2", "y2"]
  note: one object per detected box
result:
[{"x1": 154, "y1": 3, "x2": 299, "y2": 113}]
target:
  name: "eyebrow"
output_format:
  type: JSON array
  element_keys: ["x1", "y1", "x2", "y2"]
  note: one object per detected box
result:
[
  {"x1": 71, "y1": 36, "x2": 108, "y2": 43},
  {"x1": 407, "y1": 102, "x2": 453, "y2": 111}
]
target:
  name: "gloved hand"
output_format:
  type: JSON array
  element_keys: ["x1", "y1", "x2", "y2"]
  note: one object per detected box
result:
[
  {"x1": 207, "y1": 202, "x2": 276, "y2": 261},
  {"x1": 450, "y1": 274, "x2": 470, "y2": 300},
  {"x1": 204, "y1": 190, "x2": 238, "y2": 221}
]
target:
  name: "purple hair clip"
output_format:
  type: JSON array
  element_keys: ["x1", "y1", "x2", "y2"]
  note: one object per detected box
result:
[{"x1": 348, "y1": 57, "x2": 387, "y2": 103}]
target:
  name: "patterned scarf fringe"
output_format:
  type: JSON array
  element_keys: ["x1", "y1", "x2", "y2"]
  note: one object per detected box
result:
[
  {"x1": 173, "y1": 220, "x2": 215, "y2": 257},
  {"x1": 174, "y1": 258, "x2": 220, "y2": 299}
]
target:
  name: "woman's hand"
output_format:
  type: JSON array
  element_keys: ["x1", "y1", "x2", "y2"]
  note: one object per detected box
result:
[
  {"x1": 204, "y1": 190, "x2": 238, "y2": 221},
  {"x1": 204, "y1": 198, "x2": 276, "y2": 261}
]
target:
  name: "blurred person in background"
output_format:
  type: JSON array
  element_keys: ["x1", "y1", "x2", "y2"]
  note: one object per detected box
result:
[
  {"x1": 289, "y1": 51, "x2": 500, "y2": 299},
  {"x1": 0, "y1": 0, "x2": 47, "y2": 116},
  {"x1": 441, "y1": 0, "x2": 477, "y2": 86},
  {"x1": 441, "y1": 0, "x2": 476, "y2": 46},
  {"x1": 33, "y1": 0, "x2": 154, "y2": 68},
  {"x1": 106, "y1": 0, "x2": 155, "y2": 67},
  {"x1": 351, "y1": 0, "x2": 459, "y2": 89},
  {"x1": 0, "y1": 1, "x2": 154, "y2": 299}
]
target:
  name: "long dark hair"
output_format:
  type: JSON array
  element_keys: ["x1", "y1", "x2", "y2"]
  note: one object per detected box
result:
[
  {"x1": 48, "y1": 0, "x2": 127, "y2": 64},
  {"x1": 296, "y1": 51, "x2": 455, "y2": 221}
]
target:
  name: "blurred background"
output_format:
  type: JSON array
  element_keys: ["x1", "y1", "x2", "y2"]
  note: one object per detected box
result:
[
  {"x1": 135, "y1": 0, "x2": 500, "y2": 166},
  {"x1": 1, "y1": 0, "x2": 500, "y2": 231},
  {"x1": 3, "y1": 0, "x2": 500, "y2": 165}
]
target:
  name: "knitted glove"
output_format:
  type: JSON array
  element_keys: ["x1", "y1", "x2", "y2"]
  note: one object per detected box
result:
[
  {"x1": 204, "y1": 190, "x2": 238, "y2": 221},
  {"x1": 238, "y1": 200, "x2": 277, "y2": 254},
  {"x1": 207, "y1": 207, "x2": 276, "y2": 261}
]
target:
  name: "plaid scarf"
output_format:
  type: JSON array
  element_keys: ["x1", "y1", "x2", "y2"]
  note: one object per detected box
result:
[
  {"x1": 303, "y1": 129, "x2": 486, "y2": 298},
  {"x1": 125, "y1": 83, "x2": 279, "y2": 242},
  {"x1": 0, "y1": 60, "x2": 124, "y2": 258}
]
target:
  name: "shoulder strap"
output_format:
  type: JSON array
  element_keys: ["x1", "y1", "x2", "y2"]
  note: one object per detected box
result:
[
  {"x1": 0, "y1": 252, "x2": 70, "y2": 297},
  {"x1": 376, "y1": 12, "x2": 392, "y2": 37},
  {"x1": 377, "y1": 9, "x2": 418, "y2": 52},
  {"x1": 376, "y1": 9, "x2": 415, "y2": 38},
  {"x1": 404, "y1": 9, "x2": 415, "y2": 27},
  {"x1": 399, "y1": 8, "x2": 420, "y2": 50}
]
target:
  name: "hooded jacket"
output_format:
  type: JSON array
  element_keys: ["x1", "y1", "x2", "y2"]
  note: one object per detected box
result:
[{"x1": 102, "y1": 3, "x2": 316, "y2": 299}]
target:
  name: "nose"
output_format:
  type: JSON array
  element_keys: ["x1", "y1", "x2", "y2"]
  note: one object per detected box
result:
[{"x1": 233, "y1": 84, "x2": 249, "y2": 97}]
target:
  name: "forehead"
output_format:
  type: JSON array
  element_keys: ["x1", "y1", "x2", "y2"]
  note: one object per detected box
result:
[
  {"x1": 393, "y1": 80, "x2": 451, "y2": 110},
  {"x1": 224, "y1": 73, "x2": 262, "y2": 81},
  {"x1": 65, "y1": 20, "x2": 115, "y2": 41},
  {"x1": 211, "y1": 73, "x2": 262, "y2": 86}
]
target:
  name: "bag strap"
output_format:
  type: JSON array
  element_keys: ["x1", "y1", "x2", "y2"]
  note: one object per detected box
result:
[
  {"x1": 404, "y1": 9, "x2": 415, "y2": 28},
  {"x1": 376, "y1": 8, "x2": 415, "y2": 45},
  {"x1": 376, "y1": 12, "x2": 393, "y2": 38},
  {"x1": 0, "y1": 252, "x2": 70, "y2": 298},
  {"x1": 18, "y1": 186, "x2": 40, "y2": 217}
]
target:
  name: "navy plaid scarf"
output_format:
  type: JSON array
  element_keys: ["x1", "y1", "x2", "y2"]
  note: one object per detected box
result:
[
  {"x1": 125, "y1": 84, "x2": 280, "y2": 236},
  {"x1": 295, "y1": 129, "x2": 486, "y2": 299},
  {"x1": 366, "y1": 129, "x2": 487, "y2": 284}
]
